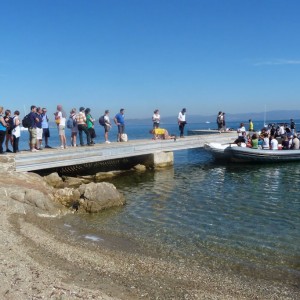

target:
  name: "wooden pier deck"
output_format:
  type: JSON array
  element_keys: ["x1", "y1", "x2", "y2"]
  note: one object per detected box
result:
[{"x1": 14, "y1": 133, "x2": 236, "y2": 173}]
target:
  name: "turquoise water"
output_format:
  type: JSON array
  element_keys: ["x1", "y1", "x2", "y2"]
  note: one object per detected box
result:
[{"x1": 17, "y1": 120, "x2": 300, "y2": 284}]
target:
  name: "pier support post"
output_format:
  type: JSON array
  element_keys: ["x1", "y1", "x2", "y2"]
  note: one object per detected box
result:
[{"x1": 146, "y1": 151, "x2": 174, "y2": 168}]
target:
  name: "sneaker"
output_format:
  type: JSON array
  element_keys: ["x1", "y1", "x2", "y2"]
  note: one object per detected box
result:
[
  {"x1": 60, "y1": 145, "x2": 64, "y2": 149},
  {"x1": 6, "y1": 149, "x2": 12, "y2": 153},
  {"x1": 105, "y1": 141, "x2": 111, "y2": 144},
  {"x1": 31, "y1": 148, "x2": 39, "y2": 152},
  {"x1": 45, "y1": 145, "x2": 52, "y2": 149},
  {"x1": 64, "y1": 145, "x2": 68, "y2": 149}
]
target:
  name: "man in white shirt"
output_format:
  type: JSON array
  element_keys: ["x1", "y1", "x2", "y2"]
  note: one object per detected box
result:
[
  {"x1": 237, "y1": 123, "x2": 246, "y2": 137},
  {"x1": 178, "y1": 108, "x2": 187, "y2": 138}
]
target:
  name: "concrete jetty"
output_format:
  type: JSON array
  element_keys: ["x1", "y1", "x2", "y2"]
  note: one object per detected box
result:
[{"x1": 13, "y1": 133, "x2": 237, "y2": 174}]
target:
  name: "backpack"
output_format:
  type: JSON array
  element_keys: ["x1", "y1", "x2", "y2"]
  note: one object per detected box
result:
[
  {"x1": 99, "y1": 115, "x2": 105, "y2": 126},
  {"x1": 22, "y1": 114, "x2": 32, "y2": 128},
  {"x1": 67, "y1": 116, "x2": 75, "y2": 129},
  {"x1": 120, "y1": 133, "x2": 128, "y2": 142},
  {"x1": 9, "y1": 117, "x2": 16, "y2": 130}
]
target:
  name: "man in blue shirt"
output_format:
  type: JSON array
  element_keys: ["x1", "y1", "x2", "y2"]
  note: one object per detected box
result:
[{"x1": 114, "y1": 108, "x2": 125, "y2": 142}]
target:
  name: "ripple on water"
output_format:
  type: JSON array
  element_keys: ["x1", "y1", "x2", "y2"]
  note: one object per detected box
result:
[{"x1": 63, "y1": 153, "x2": 300, "y2": 284}]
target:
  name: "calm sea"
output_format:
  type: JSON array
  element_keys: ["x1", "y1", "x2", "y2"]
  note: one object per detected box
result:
[{"x1": 17, "y1": 119, "x2": 300, "y2": 284}]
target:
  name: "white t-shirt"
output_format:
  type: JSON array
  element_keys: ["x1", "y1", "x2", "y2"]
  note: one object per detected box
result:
[
  {"x1": 237, "y1": 126, "x2": 246, "y2": 136},
  {"x1": 58, "y1": 111, "x2": 66, "y2": 126},
  {"x1": 178, "y1": 112, "x2": 186, "y2": 122},
  {"x1": 104, "y1": 115, "x2": 111, "y2": 126},
  {"x1": 152, "y1": 113, "x2": 160, "y2": 123},
  {"x1": 270, "y1": 138, "x2": 278, "y2": 150}
]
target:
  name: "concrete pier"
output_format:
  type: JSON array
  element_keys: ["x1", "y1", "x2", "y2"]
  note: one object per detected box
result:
[{"x1": 13, "y1": 133, "x2": 237, "y2": 174}]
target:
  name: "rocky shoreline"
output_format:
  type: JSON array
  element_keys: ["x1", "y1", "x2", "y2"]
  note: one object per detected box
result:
[{"x1": 0, "y1": 156, "x2": 299, "y2": 299}]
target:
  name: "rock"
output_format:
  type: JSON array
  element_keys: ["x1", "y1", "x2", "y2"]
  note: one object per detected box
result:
[
  {"x1": 44, "y1": 172, "x2": 64, "y2": 188},
  {"x1": 80, "y1": 182, "x2": 125, "y2": 213},
  {"x1": 63, "y1": 176, "x2": 86, "y2": 188},
  {"x1": 133, "y1": 164, "x2": 146, "y2": 171},
  {"x1": 94, "y1": 171, "x2": 124, "y2": 181},
  {"x1": 54, "y1": 188, "x2": 81, "y2": 207}
]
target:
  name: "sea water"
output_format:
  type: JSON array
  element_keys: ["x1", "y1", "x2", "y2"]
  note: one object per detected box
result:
[{"x1": 16, "y1": 120, "x2": 300, "y2": 284}]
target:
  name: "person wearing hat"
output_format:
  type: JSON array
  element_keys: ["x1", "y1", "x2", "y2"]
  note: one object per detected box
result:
[
  {"x1": 178, "y1": 108, "x2": 187, "y2": 138},
  {"x1": 76, "y1": 107, "x2": 92, "y2": 146}
]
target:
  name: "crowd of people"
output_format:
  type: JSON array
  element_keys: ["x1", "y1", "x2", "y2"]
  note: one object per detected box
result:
[
  {"x1": 234, "y1": 121, "x2": 299, "y2": 150},
  {"x1": 0, "y1": 105, "x2": 188, "y2": 154}
]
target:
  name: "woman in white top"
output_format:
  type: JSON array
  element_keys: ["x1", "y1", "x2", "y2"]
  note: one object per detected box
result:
[
  {"x1": 12, "y1": 110, "x2": 21, "y2": 153},
  {"x1": 55, "y1": 105, "x2": 67, "y2": 149},
  {"x1": 262, "y1": 133, "x2": 270, "y2": 149},
  {"x1": 152, "y1": 109, "x2": 160, "y2": 128}
]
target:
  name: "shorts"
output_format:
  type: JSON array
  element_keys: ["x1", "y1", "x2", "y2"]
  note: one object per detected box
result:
[
  {"x1": 36, "y1": 127, "x2": 43, "y2": 140},
  {"x1": 117, "y1": 124, "x2": 125, "y2": 134},
  {"x1": 43, "y1": 128, "x2": 50, "y2": 138},
  {"x1": 58, "y1": 125, "x2": 65, "y2": 136},
  {"x1": 28, "y1": 127, "x2": 37, "y2": 145},
  {"x1": 104, "y1": 125, "x2": 111, "y2": 133}
]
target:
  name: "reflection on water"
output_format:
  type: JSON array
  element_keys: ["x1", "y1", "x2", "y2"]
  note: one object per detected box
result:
[{"x1": 62, "y1": 148, "x2": 300, "y2": 284}]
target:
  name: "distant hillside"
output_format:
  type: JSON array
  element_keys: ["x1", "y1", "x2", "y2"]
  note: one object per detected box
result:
[{"x1": 126, "y1": 110, "x2": 300, "y2": 125}]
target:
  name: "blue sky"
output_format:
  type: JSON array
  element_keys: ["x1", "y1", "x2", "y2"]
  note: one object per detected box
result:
[{"x1": 1, "y1": 0, "x2": 300, "y2": 120}]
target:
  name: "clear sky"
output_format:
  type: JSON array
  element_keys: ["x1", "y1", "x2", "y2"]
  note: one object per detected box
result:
[{"x1": 1, "y1": 0, "x2": 300, "y2": 119}]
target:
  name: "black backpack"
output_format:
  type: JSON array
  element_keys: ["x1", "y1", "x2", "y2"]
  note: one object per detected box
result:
[
  {"x1": 99, "y1": 115, "x2": 105, "y2": 126},
  {"x1": 8, "y1": 117, "x2": 16, "y2": 130},
  {"x1": 22, "y1": 114, "x2": 32, "y2": 128}
]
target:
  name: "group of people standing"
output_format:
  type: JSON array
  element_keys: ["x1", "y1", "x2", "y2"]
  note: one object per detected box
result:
[
  {"x1": 216, "y1": 111, "x2": 226, "y2": 132},
  {"x1": 0, "y1": 105, "x2": 188, "y2": 154}
]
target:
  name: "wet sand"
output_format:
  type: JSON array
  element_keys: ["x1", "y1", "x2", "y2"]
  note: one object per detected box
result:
[{"x1": 1, "y1": 196, "x2": 299, "y2": 300}]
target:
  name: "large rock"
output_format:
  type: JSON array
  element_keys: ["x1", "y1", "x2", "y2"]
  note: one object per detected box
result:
[
  {"x1": 53, "y1": 188, "x2": 81, "y2": 207},
  {"x1": 44, "y1": 172, "x2": 64, "y2": 188},
  {"x1": 79, "y1": 182, "x2": 125, "y2": 213},
  {"x1": 63, "y1": 176, "x2": 86, "y2": 188}
]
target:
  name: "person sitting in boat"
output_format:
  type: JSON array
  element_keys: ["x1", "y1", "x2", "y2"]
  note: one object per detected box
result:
[
  {"x1": 270, "y1": 135, "x2": 278, "y2": 150},
  {"x1": 249, "y1": 133, "x2": 258, "y2": 149},
  {"x1": 150, "y1": 128, "x2": 176, "y2": 140},
  {"x1": 282, "y1": 135, "x2": 290, "y2": 150},
  {"x1": 278, "y1": 123, "x2": 285, "y2": 137},
  {"x1": 262, "y1": 132, "x2": 270, "y2": 149},
  {"x1": 237, "y1": 123, "x2": 246, "y2": 137},
  {"x1": 291, "y1": 134, "x2": 300, "y2": 150}
]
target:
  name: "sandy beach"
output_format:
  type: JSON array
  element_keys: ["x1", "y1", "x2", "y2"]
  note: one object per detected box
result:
[{"x1": 1, "y1": 189, "x2": 299, "y2": 300}]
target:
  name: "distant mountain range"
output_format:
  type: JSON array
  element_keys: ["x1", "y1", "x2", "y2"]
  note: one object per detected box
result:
[{"x1": 126, "y1": 110, "x2": 300, "y2": 125}]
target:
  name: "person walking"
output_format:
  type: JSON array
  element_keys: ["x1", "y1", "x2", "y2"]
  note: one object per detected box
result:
[
  {"x1": 103, "y1": 110, "x2": 111, "y2": 143},
  {"x1": 76, "y1": 107, "x2": 91, "y2": 146},
  {"x1": 152, "y1": 109, "x2": 160, "y2": 128},
  {"x1": 178, "y1": 108, "x2": 187, "y2": 138},
  {"x1": 0, "y1": 106, "x2": 7, "y2": 154},
  {"x1": 114, "y1": 108, "x2": 125, "y2": 142}
]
